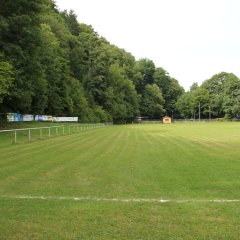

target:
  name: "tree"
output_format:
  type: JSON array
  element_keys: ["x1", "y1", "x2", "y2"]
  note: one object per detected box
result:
[
  {"x1": 0, "y1": 57, "x2": 13, "y2": 103},
  {"x1": 0, "y1": 0, "x2": 185, "y2": 123},
  {"x1": 104, "y1": 63, "x2": 139, "y2": 123},
  {"x1": 176, "y1": 92, "x2": 195, "y2": 119},
  {"x1": 38, "y1": 23, "x2": 65, "y2": 115},
  {"x1": 0, "y1": 0, "x2": 48, "y2": 113},
  {"x1": 176, "y1": 86, "x2": 210, "y2": 119},
  {"x1": 190, "y1": 82, "x2": 199, "y2": 92},
  {"x1": 141, "y1": 84, "x2": 165, "y2": 119},
  {"x1": 133, "y1": 58, "x2": 155, "y2": 94},
  {"x1": 222, "y1": 74, "x2": 240, "y2": 118},
  {"x1": 153, "y1": 68, "x2": 184, "y2": 116},
  {"x1": 61, "y1": 10, "x2": 80, "y2": 36},
  {"x1": 201, "y1": 72, "x2": 240, "y2": 118},
  {"x1": 192, "y1": 87, "x2": 210, "y2": 119},
  {"x1": 201, "y1": 72, "x2": 228, "y2": 117}
]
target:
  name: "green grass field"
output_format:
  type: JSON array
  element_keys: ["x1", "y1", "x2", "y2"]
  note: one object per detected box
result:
[{"x1": 1, "y1": 123, "x2": 240, "y2": 239}]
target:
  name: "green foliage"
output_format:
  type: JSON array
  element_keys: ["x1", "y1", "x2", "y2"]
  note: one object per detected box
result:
[
  {"x1": 176, "y1": 92, "x2": 195, "y2": 118},
  {"x1": 177, "y1": 85, "x2": 210, "y2": 119},
  {"x1": 222, "y1": 74, "x2": 240, "y2": 118},
  {"x1": 192, "y1": 87, "x2": 210, "y2": 116},
  {"x1": 153, "y1": 68, "x2": 184, "y2": 116},
  {"x1": 105, "y1": 63, "x2": 139, "y2": 123},
  {"x1": 61, "y1": 10, "x2": 80, "y2": 36},
  {"x1": 177, "y1": 72, "x2": 240, "y2": 119},
  {"x1": 0, "y1": 56, "x2": 13, "y2": 103},
  {"x1": 1, "y1": 0, "x2": 240, "y2": 121},
  {"x1": 133, "y1": 58, "x2": 155, "y2": 93},
  {"x1": 0, "y1": 0, "x2": 185, "y2": 122},
  {"x1": 141, "y1": 84, "x2": 165, "y2": 119},
  {"x1": 38, "y1": 23, "x2": 66, "y2": 114},
  {"x1": 189, "y1": 82, "x2": 199, "y2": 92},
  {"x1": 201, "y1": 72, "x2": 228, "y2": 117},
  {"x1": 0, "y1": 0, "x2": 47, "y2": 112}
]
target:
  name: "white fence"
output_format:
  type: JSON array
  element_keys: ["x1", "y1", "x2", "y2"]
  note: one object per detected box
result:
[{"x1": 0, "y1": 123, "x2": 107, "y2": 146}]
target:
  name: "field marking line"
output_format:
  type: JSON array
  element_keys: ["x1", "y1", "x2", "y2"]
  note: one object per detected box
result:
[{"x1": 0, "y1": 195, "x2": 240, "y2": 203}]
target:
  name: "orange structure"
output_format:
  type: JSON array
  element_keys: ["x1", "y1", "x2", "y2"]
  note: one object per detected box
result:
[{"x1": 162, "y1": 116, "x2": 172, "y2": 124}]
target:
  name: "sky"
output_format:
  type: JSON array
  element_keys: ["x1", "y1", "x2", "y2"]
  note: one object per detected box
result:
[{"x1": 54, "y1": 0, "x2": 240, "y2": 90}]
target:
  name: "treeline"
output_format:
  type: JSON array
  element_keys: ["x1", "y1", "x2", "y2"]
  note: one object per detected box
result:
[
  {"x1": 0, "y1": 0, "x2": 184, "y2": 123},
  {"x1": 176, "y1": 72, "x2": 240, "y2": 119},
  {"x1": 1, "y1": 1, "x2": 239, "y2": 123}
]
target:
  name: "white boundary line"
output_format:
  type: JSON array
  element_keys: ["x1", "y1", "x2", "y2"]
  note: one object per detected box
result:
[{"x1": 1, "y1": 195, "x2": 240, "y2": 203}]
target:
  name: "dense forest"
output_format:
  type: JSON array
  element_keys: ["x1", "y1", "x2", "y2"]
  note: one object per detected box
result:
[
  {"x1": 177, "y1": 72, "x2": 240, "y2": 120},
  {"x1": 0, "y1": 0, "x2": 239, "y2": 123}
]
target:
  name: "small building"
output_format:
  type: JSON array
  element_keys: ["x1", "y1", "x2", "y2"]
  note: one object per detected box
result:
[{"x1": 162, "y1": 116, "x2": 172, "y2": 124}]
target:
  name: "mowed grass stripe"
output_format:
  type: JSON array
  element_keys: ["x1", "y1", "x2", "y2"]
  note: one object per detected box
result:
[
  {"x1": 1, "y1": 123, "x2": 240, "y2": 239},
  {"x1": 0, "y1": 127, "x2": 108, "y2": 160},
  {"x1": 1, "y1": 198, "x2": 240, "y2": 240},
  {"x1": 0, "y1": 126, "x2": 141, "y2": 197},
  {"x1": 0, "y1": 127, "x2": 118, "y2": 195},
  {"x1": 0, "y1": 127, "x2": 115, "y2": 166},
  {"x1": 124, "y1": 124, "x2": 240, "y2": 199},
  {"x1": 125, "y1": 125, "x2": 208, "y2": 198},
  {"x1": 1, "y1": 124, "x2": 240, "y2": 199},
  {"x1": 0, "y1": 129, "x2": 101, "y2": 176}
]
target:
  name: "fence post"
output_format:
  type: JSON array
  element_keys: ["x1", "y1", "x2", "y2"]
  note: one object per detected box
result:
[
  {"x1": 14, "y1": 131, "x2": 17, "y2": 144},
  {"x1": 29, "y1": 129, "x2": 31, "y2": 141},
  {"x1": 49, "y1": 127, "x2": 51, "y2": 138},
  {"x1": 40, "y1": 128, "x2": 42, "y2": 140}
]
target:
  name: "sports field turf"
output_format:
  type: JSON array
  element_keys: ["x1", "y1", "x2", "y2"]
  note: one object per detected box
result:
[{"x1": 0, "y1": 123, "x2": 240, "y2": 239}]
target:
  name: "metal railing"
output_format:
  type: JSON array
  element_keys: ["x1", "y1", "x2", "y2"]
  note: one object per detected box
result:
[{"x1": 0, "y1": 123, "x2": 107, "y2": 146}]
